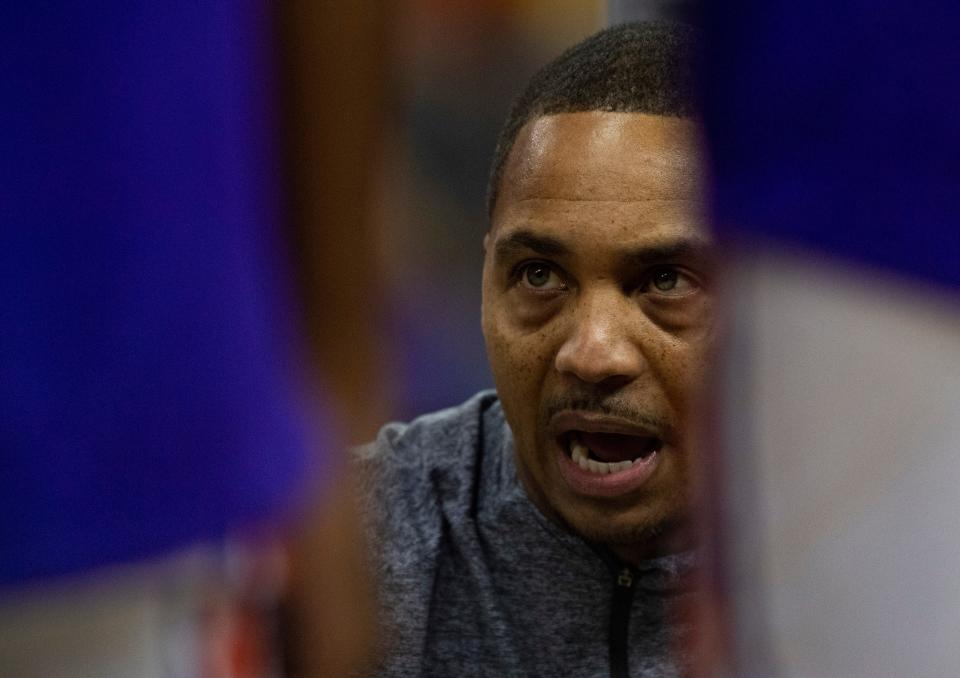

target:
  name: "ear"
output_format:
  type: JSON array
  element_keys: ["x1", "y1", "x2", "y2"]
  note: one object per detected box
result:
[{"x1": 482, "y1": 232, "x2": 491, "y2": 254}]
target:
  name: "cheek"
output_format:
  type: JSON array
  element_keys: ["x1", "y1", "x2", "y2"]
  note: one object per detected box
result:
[
  {"x1": 485, "y1": 323, "x2": 541, "y2": 392},
  {"x1": 483, "y1": 314, "x2": 557, "y2": 420},
  {"x1": 651, "y1": 336, "x2": 712, "y2": 412},
  {"x1": 667, "y1": 349, "x2": 710, "y2": 436}
]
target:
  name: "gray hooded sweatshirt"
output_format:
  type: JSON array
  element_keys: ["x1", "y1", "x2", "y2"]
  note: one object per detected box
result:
[{"x1": 357, "y1": 391, "x2": 694, "y2": 677}]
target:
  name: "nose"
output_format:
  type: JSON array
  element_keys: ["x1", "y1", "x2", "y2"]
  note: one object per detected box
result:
[{"x1": 554, "y1": 290, "x2": 647, "y2": 387}]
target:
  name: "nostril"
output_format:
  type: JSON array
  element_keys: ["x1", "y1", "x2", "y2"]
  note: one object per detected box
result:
[
  {"x1": 554, "y1": 324, "x2": 645, "y2": 385},
  {"x1": 555, "y1": 347, "x2": 641, "y2": 387},
  {"x1": 596, "y1": 373, "x2": 636, "y2": 393}
]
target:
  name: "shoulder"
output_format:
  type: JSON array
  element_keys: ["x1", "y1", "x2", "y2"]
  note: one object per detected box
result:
[
  {"x1": 354, "y1": 390, "x2": 506, "y2": 595},
  {"x1": 354, "y1": 390, "x2": 505, "y2": 545},
  {"x1": 356, "y1": 390, "x2": 502, "y2": 472}
]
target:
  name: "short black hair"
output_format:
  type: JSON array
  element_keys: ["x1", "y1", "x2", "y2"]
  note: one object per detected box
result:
[{"x1": 486, "y1": 21, "x2": 699, "y2": 218}]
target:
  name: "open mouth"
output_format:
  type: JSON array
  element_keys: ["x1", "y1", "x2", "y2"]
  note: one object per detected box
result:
[{"x1": 562, "y1": 431, "x2": 662, "y2": 475}]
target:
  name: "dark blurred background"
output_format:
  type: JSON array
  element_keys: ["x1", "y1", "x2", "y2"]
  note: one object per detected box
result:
[
  {"x1": 8, "y1": 1, "x2": 958, "y2": 675},
  {"x1": 368, "y1": 0, "x2": 606, "y2": 421}
]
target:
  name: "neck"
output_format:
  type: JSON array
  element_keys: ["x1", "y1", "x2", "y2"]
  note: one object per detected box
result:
[{"x1": 608, "y1": 519, "x2": 694, "y2": 567}]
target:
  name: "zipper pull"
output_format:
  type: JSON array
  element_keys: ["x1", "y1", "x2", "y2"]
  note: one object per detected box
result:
[{"x1": 616, "y1": 566, "x2": 633, "y2": 588}]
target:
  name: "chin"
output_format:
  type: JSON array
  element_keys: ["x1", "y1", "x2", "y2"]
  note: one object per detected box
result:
[{"x1": 559, "y1": 496, "x2": 686, "y2": 549}]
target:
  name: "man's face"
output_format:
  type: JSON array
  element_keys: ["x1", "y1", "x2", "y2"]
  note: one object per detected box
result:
[{"x1": 482, "y1": 111, "x2": 713, "y2": 560}]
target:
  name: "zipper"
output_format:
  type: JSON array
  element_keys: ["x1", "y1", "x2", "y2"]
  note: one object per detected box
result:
[{"x1": 609, "y1": 566, "x2": 635, "y2": 678}]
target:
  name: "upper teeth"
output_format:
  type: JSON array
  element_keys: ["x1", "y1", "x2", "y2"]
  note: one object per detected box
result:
[{"x1": 570, "y1": 438, "x2": 635, "y2": 475}]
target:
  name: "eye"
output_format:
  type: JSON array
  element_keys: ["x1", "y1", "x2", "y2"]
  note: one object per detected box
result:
[
  {"x1": 642, "y1": 266, "x2": 698, "y2": 296},
  {"x1": 518, "y1": 261, "x2": 565, "y2": 291}
]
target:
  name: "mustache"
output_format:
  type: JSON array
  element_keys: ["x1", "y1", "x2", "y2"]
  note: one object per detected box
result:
[{"x1": 542, "y1": 394, "x2": 677, "y2": 439}]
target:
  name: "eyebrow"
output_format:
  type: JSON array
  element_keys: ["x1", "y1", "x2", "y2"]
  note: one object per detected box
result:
[
  {"x1": 493, "y1": 230, "x2": 570, "y2": 260},
  {"x1": 492, "y1": 228, "x2": 713, "y2": 266},
  {"x1": 621, "y1": 238, "x2": 714, "y2": 267}
]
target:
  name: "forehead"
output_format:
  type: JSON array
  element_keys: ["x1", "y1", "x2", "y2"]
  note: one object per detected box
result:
[{"x1": 491, "y1": 111, "x2": 705, "y2": 245}]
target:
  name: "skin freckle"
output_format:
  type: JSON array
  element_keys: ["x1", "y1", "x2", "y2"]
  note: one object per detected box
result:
[{"x1": 481, "y1": 112, "x2": 714, "y2": 561}]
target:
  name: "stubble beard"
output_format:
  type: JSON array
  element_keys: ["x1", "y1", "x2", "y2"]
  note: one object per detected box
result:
[
  {"x1": 537, "y1": 393, "x2": 687, "y2": 551},
  {"x1": 560, "y1": 494, "x2": 687, "y2": 549},
  {"x1": 515, "y1": 436, "x2": 687, "y2": 555}
]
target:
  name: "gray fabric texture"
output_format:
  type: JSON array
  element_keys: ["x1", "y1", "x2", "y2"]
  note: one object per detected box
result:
[{"x1": 357, "y1": 391, "x2": 694, "y2": 677}]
